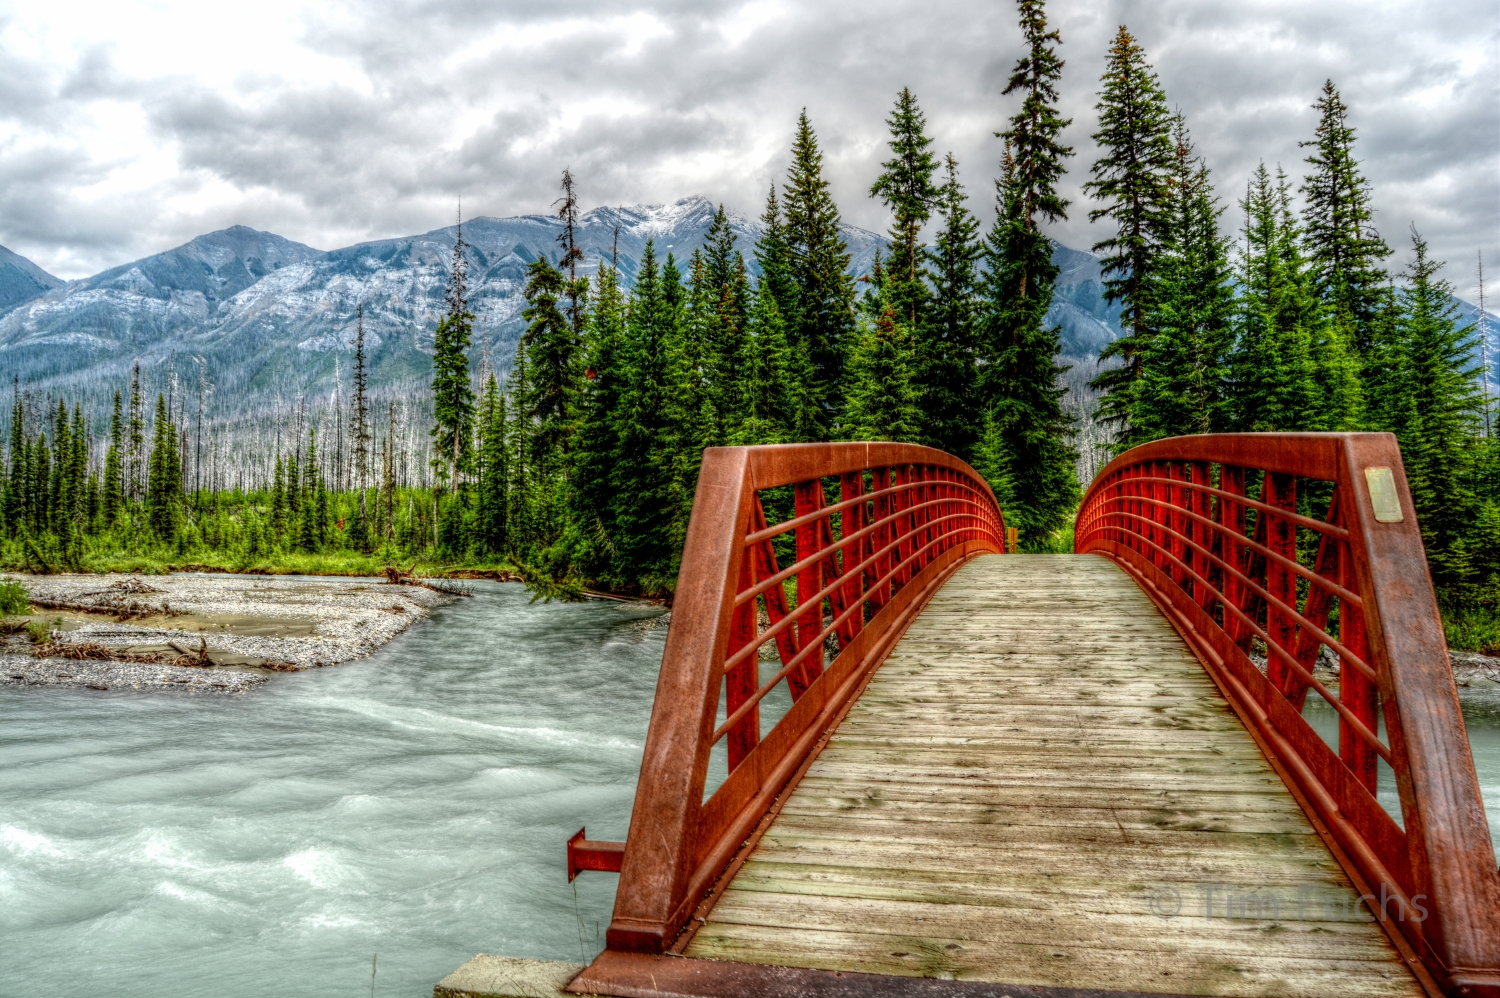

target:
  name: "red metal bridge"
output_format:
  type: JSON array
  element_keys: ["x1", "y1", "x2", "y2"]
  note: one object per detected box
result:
[{"x1": 564, "y1": 434, "x2": 1500, "y2": 998}]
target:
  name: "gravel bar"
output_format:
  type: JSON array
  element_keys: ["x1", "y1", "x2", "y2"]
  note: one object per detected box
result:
[{"x1": 2, "y1": 573, "x2": 461, "y2": 694}]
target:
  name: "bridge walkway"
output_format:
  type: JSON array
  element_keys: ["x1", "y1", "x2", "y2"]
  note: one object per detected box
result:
[{"x1": 677, "y1": 554, "x2": 1422, "y2": 996}]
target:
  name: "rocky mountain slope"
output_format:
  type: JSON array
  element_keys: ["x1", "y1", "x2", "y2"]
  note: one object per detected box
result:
[
  {"x1": 0, "y1": 198, "x2": 893, "y2": 416},
  {"x1": 0, "y1": 245, "x2": 64, "y2": 317}
]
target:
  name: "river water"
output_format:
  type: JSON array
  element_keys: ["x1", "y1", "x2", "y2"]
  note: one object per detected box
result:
[{"x1": 3, "y1": 579, "x2": 1498, "y2": 998}]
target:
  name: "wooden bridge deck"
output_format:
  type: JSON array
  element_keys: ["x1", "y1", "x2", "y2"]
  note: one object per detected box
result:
[{"x1": 679, "y1": 554, "x2": 1422, "y2": 996}]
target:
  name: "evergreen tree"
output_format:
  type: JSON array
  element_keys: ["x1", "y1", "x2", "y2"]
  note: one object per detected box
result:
[
  {"x1": 431, "y1": 212, "x2": 475, "y2": 491},
  {"x1": 555, "y1": 167, "x2": 588, "y2": 343},
  {"x1": 348, "y1": 304, "x2": 372, "y2": 552},
  {"x1": 972, "y1": 0, "x2": 1078, "y2": 538},
  {"x1": 570, "y1": 257, "x2": 628, "y2": 580},
  {"x1": 921, "y1": 154, "x2": 983, "y2": 459},
  {"x1": 518, "y1": 256, "x2": 582, "y2": 463},
  {"x1": 128, "y1": 362, "x2": 144, "y2": 502},
  {"x1": 870, "y1": 88, "x2": 939, "y2": 332},
  {"x1": 1379, "y1": 230, "x2": 1484, "y2": 588},
  {"x1": 3, "y1": 387, "x2": 24, "y2": 534},
  {"x1": 842, "y1": 306, "x2": 921, "y2": 443},
  {"x1": 1131, "y1": 120, "x2": 1236, "y2": 441},
  {"x1": 733, "y1": 284, "x2": 796, "y2": 445},
  {"x1": 298, "y1": 428, "x2": 321, "y2": 552},
  {"x1": 1230, "y1": 164, "x2": 1322, "y2": 432},
  {"x1": 147, "y1": 394, "x2": 180, "y2": 540},
  {"x1": 753, "y1": 184, "x2": 802, "y2": 329},
  {"x1": 1083, "y1": 26, "x2": 1176, "y2": 439},
  {"x1": 475, "y1": 372, "x2": 509, "y2": 554},
  {"x1": 270, "y1": 454, "x2": 286, "y2": 542},
  {"x1": 103, "y1": 390, "x2": 124, "y2": 524},
  {"x1": 610, "y1": 242, "x2": 689, "y2": 591},
  {"x1": 978, "y1": 149, "x2": 1078, "y2": 539},
  {"x1": 1300, "y1": 80, "x2": 1391, "y2": 358},
  {"x1": 783, "y1": 111, "x2": 856, "y2": 421}
]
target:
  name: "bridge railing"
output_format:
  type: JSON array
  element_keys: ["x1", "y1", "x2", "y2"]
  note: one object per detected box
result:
[
  {"x1": 601, "y1": 443, "x2": 1005, "y2": 954},
  {"x1": 1076, "y1": 432, "x2": 1500, "y2": 994}
]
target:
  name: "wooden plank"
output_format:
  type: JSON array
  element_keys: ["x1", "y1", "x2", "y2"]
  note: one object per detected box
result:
[{"x1": 683, "y1": 554, "x2": 1420, "y2": 995}]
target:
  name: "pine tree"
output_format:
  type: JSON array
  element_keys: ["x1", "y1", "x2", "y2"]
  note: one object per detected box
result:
[
  {"x1": 611, "y1": 242, "x2": 689, "y2": 591},
  {"x1": 270, "y1": 453, "x2": 286, "y2": 542},
  {"x1": 518, "y1": 256, "x2": 581, "y2": 463},
  {"x1": 431, "y1": 211, "x2": 475, "y2": 492},
  {"x1": 978, "y1": 148, "x2": 1078, "y2": 539},
  {"x1": 1380, "y1": 230, "x2": 1484, "y2": 589},
  {"x1": 1131, "y1": 120, "x2": 1236, "y2": 440},
  {"x1": 733, "y1": 283, "x2": 796, "y2": 445},
  {"x1": 3, "y1": 386, "x2": 25, "y2": 534},
  {"x1": 1230, "y1": 164, "x2": 1322, "y2": 432},
  {"x1": 128, "y1": 362, "x2": 144, "y2": 503},
  {"x1": 103, "y1": 390, "x2": 124, "y2": 525},
  {"x1": 571, "y1": 257, "x2": 627, "y2": 580},
  {"x1": 298, "y1": 428, "x2": 321, "y2": 552},
  {"x1": 555, "y1": 167, "x2": 588, "y2": 343},
  {"x1": 475, "y1": 372, "x2": 509, "y2": 554},
  {"x1": 698, "y1": 206, "x2": 751, "y2": 443},
  {"x1": 1084, "y1": 26, "x2": 1176, "y2": 440},
  {"x1": 969, "y1": 1, "x2": 1079, "y2": 536},
  {"x1": 842, "y1": 306, "x2": 921, "y2": 443},
  {"x1": 348, "y1": 305, "x2": 372, "y2": 552},
  {"x1": 147, "y1": 394, "x2": 180, "y2": 541},
  {"x1": 1300, "y1": 80, "x2": 1391, "y2": 358},
  {"x1": 919, "y1": 155, "x2": 983, "y2": 459},
  {"x1": 783, "y1": 111, "x2": 856, "y2": 421},
  {"x1": 870, "y1": 88, "x2": 939, "y2": 333}
]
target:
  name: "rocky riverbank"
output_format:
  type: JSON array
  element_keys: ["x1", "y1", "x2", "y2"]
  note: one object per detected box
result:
[{"x1": 0, "y1": 573, "x2": 461, "y2": 694}]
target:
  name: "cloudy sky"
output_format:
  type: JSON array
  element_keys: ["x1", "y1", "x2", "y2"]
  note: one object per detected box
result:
[{"x1": 1, "y1": 0, "x2": 1496, "y2": 297}]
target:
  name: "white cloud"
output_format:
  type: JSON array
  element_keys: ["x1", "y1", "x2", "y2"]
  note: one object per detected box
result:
[{"x1": 0, "y1": 0, "x2": 1494, "y2": 300}]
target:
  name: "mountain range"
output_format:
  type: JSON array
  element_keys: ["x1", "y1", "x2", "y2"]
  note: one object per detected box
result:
[{"x1": 1, "y1": 195, "x2": 1491, "y2": 427}]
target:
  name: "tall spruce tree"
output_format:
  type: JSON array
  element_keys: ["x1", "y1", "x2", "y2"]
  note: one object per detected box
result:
[
  {"x1": 1131, "y1": 119, "x2": 1236, "y2": 440},
  {"x1": 555, "y1": 168, "x2": 588, "y2": 344},
  {"x1": 475, "y1": 372, "x2": 508, "y2": 554},
  {"x1": 431, "y1": 211, "x2": 475, "y2": 491},
  {"x1": 783, "y1": 112, "x2": 856, "y2": 422},
  {"x1": 842, "y1": 305, "x2": 921, "y2": 443},
  {"x1": 348, "y1": 305, "x2": 372, "y2": 551},
  {"x1": 1379, "y1": 231, "x2": 1484, "y2": 589},
  {"x1": 870, "y1": 88, "x2": 939, "y2": 333},
  {"x1": 975, "y1": 0, "x2": 1079, "y2": 540},
  {"x1": 978, "y1": 150, "x2": 1078, "y2": 540},
  {"x1": 611, "y1": 242, "x2": 689, "y2": 591},
  {"x1": 923, "y1": 154, "x2": 983, "y2": 459},
  {"x1": 147, "y1": 394, "x2": 180, "y2": 540},
  {"x1": 571, "y1": 257, "x2": 628, "y2": 581},
  {"x1": 103, "y1": 390, "x2": 124, "y2": 525},
  {"x1": 518, "y1": 256, "x2": 582, "y2": 464},
  {"x1": 1300, "y1": 80, "x2": 1391, "y2": 358},
  {"x1": 128, "y1": 363, "x2": 144, "y2": 503},
  {"x1": 1230, "y1": 164, "x2": 1322, "y2": 432},
  {"x1": 1083, "y1": 26, "x2": 1176, "y2": 440}
]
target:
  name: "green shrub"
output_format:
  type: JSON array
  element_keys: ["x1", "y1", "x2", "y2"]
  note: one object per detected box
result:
[{"x1": 0, "y1": 580, "x2": 31, "y2": 616}]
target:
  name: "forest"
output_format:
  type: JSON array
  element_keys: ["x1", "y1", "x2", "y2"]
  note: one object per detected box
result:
[{"x1": 1, "y1": 0, "x2": 1496, "y2": 652}]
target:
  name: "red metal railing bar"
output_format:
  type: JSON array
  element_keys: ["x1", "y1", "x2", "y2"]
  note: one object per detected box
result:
[
  {"x1": 710, "y1": 521, "x2": 980, "y2": 743},
  {"x1": 1089, "y1": 517, "x2": 1392, "y2": 760},
  {"x1": 1093, "y1": 493, "x2": 1366, "y2": 609},
  {"x1": 1108, "y1": 473, "x2": 1352, "y2": 540},
  {"x1": 1091, "y1": 510, "x2": 1377, "y2": 683},
  {"x1": 734, "y1": 493, "x2": 990, "y2": 608},
  {"x1": 718, "y1": 510, "x2": 987, "y2": 682}
]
